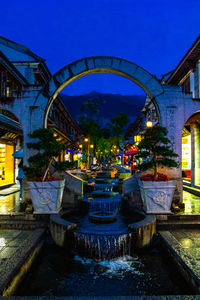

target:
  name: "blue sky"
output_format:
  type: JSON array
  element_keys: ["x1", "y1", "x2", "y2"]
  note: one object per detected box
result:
[{"x1": 1, "y1": 0, "x2": 200, "y2": 95}]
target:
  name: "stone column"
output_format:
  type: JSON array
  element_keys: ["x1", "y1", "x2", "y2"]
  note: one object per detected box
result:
[{"x1": 165, "y1": 106, "x2": 183, "y2": 203}]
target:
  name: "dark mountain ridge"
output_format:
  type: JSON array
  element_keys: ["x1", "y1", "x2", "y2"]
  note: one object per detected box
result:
[{"x1": 61, "y1": 92, "x2": 145, "y2": 121}]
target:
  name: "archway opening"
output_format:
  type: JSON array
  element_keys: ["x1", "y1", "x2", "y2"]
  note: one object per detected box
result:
[
  {"x1": 45, "y1": 67, "x2": 160, "y2": 167},
  {"x1": 43, "y1": 57, "x2": 163, "y2": 127},
  {"x1": 182, "y1": 111, "x2": 200, "y2": 187}
]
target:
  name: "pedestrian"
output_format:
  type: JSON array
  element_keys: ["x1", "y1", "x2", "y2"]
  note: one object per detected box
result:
[
  {"x1": 128, "y1": 156, "x2": 131, "y2": 167},
  {"x1": 130, "y1": 163, "x2": 135, "y2": 175},
  {"x1": 130, "y1": 159, "x2": 137, "y2": 175},
  {"x1": 17, "y1": 160, "x2": 23, "y2": 200}
]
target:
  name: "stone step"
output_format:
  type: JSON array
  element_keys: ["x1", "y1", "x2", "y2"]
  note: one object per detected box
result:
[
  {"x1": 167, "y1": 214, "x2": 200, "y2": 221},
  {"x1": 0, "y1": 214, "x2": 36, "y2": 221},
  {"x1": 183, "y1": 184, "x2": 200, "y2": 197},
  {"x1": 157, "y1": 221, "x2": 200, "y2": 230},
  {"x1": 0, "y1": 220, "x2": 47, "y2": 230}
]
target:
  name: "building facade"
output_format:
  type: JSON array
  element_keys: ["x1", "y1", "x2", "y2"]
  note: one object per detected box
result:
[
  {"x1": 0, "y1": 36, "x2": 81, "y2": 188},
  {"x1": 127, "y1": 35, "x2": 200, "y2": 193},
  {"x1": 164, "y1": 35, "x2": 200, "y2": 190}
]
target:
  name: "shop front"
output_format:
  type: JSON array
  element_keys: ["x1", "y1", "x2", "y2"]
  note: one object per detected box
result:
[
  {"x1": 182, "y1": 132, "x2": 191, "y2": 181},
  {"x1": 0, "y1": 143, "x2": 15, "y2": 186},
  {"x1": 0, "y1": 112, "x2": 23, "y2": 188},
  {"x1": 182, "y1": 113, "x2": 200, "y2": 189}
]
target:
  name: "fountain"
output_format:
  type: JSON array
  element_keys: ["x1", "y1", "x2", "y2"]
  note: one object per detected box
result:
[{"x1": 50, "y1": 166, "x2": 156, "y2": 260}]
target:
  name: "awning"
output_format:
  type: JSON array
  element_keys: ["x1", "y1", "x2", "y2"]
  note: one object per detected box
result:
[
  {"x1": 12, "y1": 149, "x2": 23, "y2": 158},
  {"x1": 125, "y1": 150, "x2": 139, "y2": 155}
]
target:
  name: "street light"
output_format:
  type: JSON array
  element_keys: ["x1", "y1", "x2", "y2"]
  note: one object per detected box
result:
[
  {"x1": 84, "y1": 138, "x2": 89, "y2": 169},
  {"x1": 146, "y1": 120, "x2": 153, "y2": 127}
]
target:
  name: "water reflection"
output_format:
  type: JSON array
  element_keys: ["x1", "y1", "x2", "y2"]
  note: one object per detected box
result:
[
  {"x1": 178, "y1": 191, "x2": 200, "y2": 215},
  {"x1": 0, "y1": 192, "x2": 20, "y2": 214}
]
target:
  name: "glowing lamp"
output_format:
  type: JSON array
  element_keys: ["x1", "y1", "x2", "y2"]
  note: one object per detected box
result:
[
  {"x1": 146, "y1": 120, "x2": 153, "y2": 127},
  {"x1": 79, "y1": 144, "x2": 83, "y2": 148},
  {"x1": 84, "y1": 138, "x2": 88, "y2": 142},
  {"x1": 134, "y1": 135, "x2": 141, "y2": 143},
  {"x1": 90, "y1": 144, "x2": 94, "y2": 148}
]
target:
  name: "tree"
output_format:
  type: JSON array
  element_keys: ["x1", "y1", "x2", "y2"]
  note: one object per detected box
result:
[
  {"x1": 80, "y1": 97, "x2": 105, "y2": 119},
  {"x1": 23, "y1": 128, "x2": 68, "y2": 181},
  {"x1": 78, "y1": 98, "x2": 130, "y2": 162},
  {"x1": 137, "y1": 126, "x2": 179, "y2": 180},
  {"x1": 108, "y1": 113, "x2": 130, "y2": 137}
]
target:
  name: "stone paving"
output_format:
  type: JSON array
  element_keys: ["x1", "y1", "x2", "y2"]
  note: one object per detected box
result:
[
  {"x1": 0, "y1": 185, "x2": 20, "y2": 214},
  {"x1": 0, "y1": 192, "x2": 20, "y2": 214},
  {"x1": 0, "y1": 229, "x2": 45, "y2": 296},
  {"x1": 181, "y1": 191, "x2": 200, "y2": 215},
  {"x1": 159, "y1": 229, "x2": 200, "y2": 293}
]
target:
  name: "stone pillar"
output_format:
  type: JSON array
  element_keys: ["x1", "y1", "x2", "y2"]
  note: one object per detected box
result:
[
  {"x1": 164, "y1": 106, "x2": 183, "y2": 203},
  {"x1": 190, "y1": 72, "x2": 195, "y2": 98},
  {"x1": 191, "y1": 123, "x2": 200, "y2": 186}
]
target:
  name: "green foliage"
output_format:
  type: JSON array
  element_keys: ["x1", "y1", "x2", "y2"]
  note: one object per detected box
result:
[
  {"x1": 23, "y1": 128, "x2": 67, "y2": 181},
  {"x1": 108, "y1": 113, "x2": 130, "y2": 136},
  {"x1": 78, "y1": 97, "x2": 129, "y2": 161},
  {"x1": 137, "y1": 126, "x2": 179, "y2": 180},
  {"x1": 80, "y1": 97, "x2": 105, "y2": 117},
  {"x1": 80, "y1": 157, "x2": 88, "y2": 164}
]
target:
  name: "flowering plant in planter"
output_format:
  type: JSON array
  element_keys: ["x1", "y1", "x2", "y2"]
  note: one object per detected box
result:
[
  {"x1": 23, "y1": 128, "x2": 69, "y2": 214},
  {"x1": 136, "y1": 125, "x2": 179, "y2": 214},
  {"x1": 140, "y1": 173, "x2": 170, "y2": 181}
]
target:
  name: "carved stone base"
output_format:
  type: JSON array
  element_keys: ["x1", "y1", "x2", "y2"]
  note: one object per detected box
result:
[
  {"x1": 138, "y1": 179, "x2": 176, "y2": 214},
  {"x1": 28, "y1": 180, "x2": 65, "y2": 214}
]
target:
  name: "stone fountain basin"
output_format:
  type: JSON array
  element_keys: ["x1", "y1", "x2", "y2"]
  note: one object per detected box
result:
[
  {"x1": 96, "y1": 172, "x2": 111, "y2": 178},
  {"x1": 50, "y1": 210, "x2": 156, "y2": 252},
  {"x1": 88, "y1": 211, "x2": 117, "y2": 223},
  {"x1": 95, "y1": 178, "x2": 113, "y2": 184},
  {"x1": 92, "y1": 190, "x2": 115, "y2": 197}
]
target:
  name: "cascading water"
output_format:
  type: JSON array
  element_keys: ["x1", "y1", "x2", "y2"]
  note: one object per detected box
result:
[{"x1": 73, "y1": 167, "x2": 135, "y2": 260}]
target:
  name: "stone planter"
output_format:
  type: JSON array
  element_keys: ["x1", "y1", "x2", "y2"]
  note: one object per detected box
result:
[
  {"x1": 28, "y1": 180, "x2": 65, "y2": 214},
  {"x1": 138, "y1": 179, "x2": 176, "y2": 214}
]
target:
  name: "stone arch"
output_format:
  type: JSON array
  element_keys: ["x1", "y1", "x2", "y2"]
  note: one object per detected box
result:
[{"x1": 34, "y1": 56, "x2": 164, "y2": 127}]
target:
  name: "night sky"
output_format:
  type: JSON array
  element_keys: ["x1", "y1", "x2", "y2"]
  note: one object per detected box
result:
[{"x1": 1, "y1": 0, "x2": 200, "y2": 95}]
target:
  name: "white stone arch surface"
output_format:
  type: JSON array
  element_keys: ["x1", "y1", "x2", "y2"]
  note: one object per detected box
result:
[{"x1": 34, "y1": 56, "x2": 165, "y2": 127}]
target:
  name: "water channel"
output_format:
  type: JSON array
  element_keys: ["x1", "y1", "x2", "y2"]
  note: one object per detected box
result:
[{"x1": 16, "y1": 166, "x2": 192, "y2": 296}]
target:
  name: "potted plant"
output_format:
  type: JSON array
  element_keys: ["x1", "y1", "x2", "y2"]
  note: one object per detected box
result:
[
  {"x1": 137, "y1": 125, "x2": 179, "y2": 214},
  {"x1": 23, "y1": 128, "x2": 69, "y2": 214},
  {"x1": 80, "y1": 157, "x2": 88, "y2": 170}
]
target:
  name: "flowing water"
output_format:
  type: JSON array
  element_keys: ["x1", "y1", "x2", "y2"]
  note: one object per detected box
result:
[
  {"x1": 16, "y1": 236, "x2": 192, "y2": 296},
  {"x1": 15, "y1": 168, "x2": 192, "y2": 296}
]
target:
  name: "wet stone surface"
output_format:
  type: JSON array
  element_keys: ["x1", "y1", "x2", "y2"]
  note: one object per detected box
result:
[
  {"x1": 0, "y1": 191, "x2": 21, "y2": 214},
  {"x1": 0, "y1": 229, "x2": 45, "y2": 294},
  {"x1": 180, "y1": 191, "x2": 200, "y2": 215},
  {"x1": 16, "y1": 236, "x2": 192, "y2": 297},
  {"x1": 160, "y1": 229, "x2": 200, "y2": 287}
]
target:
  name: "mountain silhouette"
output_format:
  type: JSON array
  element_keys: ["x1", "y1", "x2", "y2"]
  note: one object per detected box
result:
[{"x1": 61, "y1": 92, "x2": 145, "y2": 121}]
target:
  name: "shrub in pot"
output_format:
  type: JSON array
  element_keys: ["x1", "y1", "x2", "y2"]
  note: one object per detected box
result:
[
  {"x1": 137, "y1": 126, "x2": 179, "y2": 214},
  {"x1": 23, "y1": 128, "x2": 69, "y2": 214}
]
